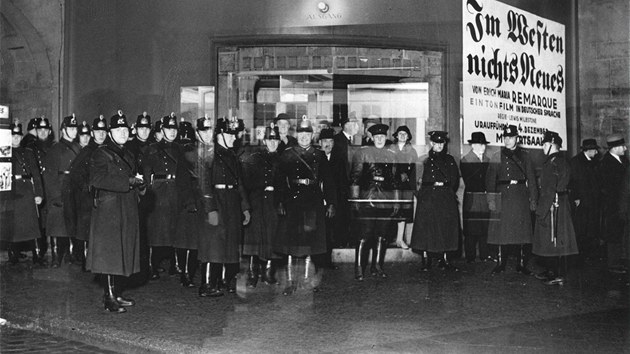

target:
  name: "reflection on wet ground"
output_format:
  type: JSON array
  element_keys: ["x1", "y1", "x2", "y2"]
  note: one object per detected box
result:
[{"x1": 1, "y1": 258, "x2": 628, "y2": 353}]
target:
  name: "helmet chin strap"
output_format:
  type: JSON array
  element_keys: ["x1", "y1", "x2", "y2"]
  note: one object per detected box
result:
[{"x1": 545, "y1": 144, "x2": 552, "y2": 156}]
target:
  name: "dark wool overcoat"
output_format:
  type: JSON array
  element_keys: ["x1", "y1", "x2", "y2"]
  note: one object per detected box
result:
[
  {"x1": 7, "y1": 147, "x2": 43, "y2": 242},
  {"x1": 42, "y1": 138, "x2": 80, "y2": 237},
  {"x1": 275, "y1": 145, "x2": 336, "y2": 257},
  {"x1": 63, "y1": 140, "x2": 99, "y2": 241},
  {"x1": 485, "y1": 147, "x2": 538, "y2": 245},
  {"x1": 87, "y1": 140, "x2": 140, "y2": 276},
  {"x1": 410, "y1": 150, "x2": 460, "y2": 252},
  {"x1": 598, "y1": 152, "x2": 629, "y2": 243},
  {"x1": 533, "y1": 152, "x2": 578, "y2": 257},
  {"x1": 460, "y1": 149, "x2": 491, "y2": 237},
  {"x1": 199, "y1": 144, "x2": 250, "y2": 263}
]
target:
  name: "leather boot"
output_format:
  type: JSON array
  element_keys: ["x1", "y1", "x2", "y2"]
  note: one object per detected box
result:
[
  {"x1": 515, "y1": 245, "x2": 533, "y2": 276},
  {"x1": 420, "y1": 251, "x2": 432, "y2": 271},
  {"x1": 149, "y1": 247, "x2": 160, "y2": 280},
  {"x1": 67, "y1": 238, "x2": 76, "y2": 264},
  {"x1": 180, "y1": 249, "x2": 196, "y2": 288},
  {"x1": 50, "y1": 237, "x2": 60, "y2": 268},
  {"x1": 103, "y1": 275, "x2": 126, "y2": 313},
  {"x1": 199, "y1": 263, "x2": 223, "y2": 297},
  {"x1": 354, "y1": 239, "x2": 367, "y2": 281},
  {"x1": 32, "y1": 239, "x2": 47, "y2": 267},
  {"x1": 82, "y1": 241, "x2": 88, "y2": 272},
  {"x1": 371, "y1": 237, "x2": 387, "y2": 277},
  {"x1": 491, "y1": 246, "x2": 507, "y2": 275},
  {"x1": 439, "y1": 252, "x2": 459, "y2": 272},
  {"x1": 113, "y1": 276, "x2": 135, "y2": 307},
  {"x1": 7, "y1": 244, "x2": 20, "y2": 265},
  {"x1": 169, "y1": 248, "x2": 182, "y2": 276},
  {"x1": 282, "y1": 255, "x2": 297, "y2": 295},
  {"x1": 261, "y1": 260, "x2": 278, "y2": 285},
  {"x1": 246, "y1": 256, "x2": 259, "y2": 288}
]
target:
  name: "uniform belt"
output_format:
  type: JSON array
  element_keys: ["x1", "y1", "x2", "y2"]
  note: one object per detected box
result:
[
  {"x1": 372, "y1": 176, "x2": 385, "y2": 182},
  {"x1": 153, "y1": 174, "x2": 176, "y2": 180},
  {"x1": 14, "y1": 174, "x2": 33, "y2": 180},
  {"x1": 58, "y1": 170, "x2": 70, "y2": 175},
  {"x1": 292, "y1": 178, "x2": 317, "y2": 186},
  {"x1": 264, "y1": 186, "x2": 274, "y2": 191},
  {"x1": 497, "y1": 179, "x2": 526, "y2": 185},
  {"x1": 422, "y1": 181, "x2": 450, "y2": 187},
  {"x1": 214, "y1": 184, "x2": 235, "y2": 189}
]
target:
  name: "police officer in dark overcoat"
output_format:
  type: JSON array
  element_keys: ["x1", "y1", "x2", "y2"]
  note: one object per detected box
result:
[
  {"x1": 31, "y1": 117, "x2": 54, "y2": 260},
  {"x1": 532, "y1": 131, "x2": 578, "y2": 285},
  {"x1": 198, "y1": 117, "x2": 251, "y2": 297},
  {"x1": 460, "y1": 132, "x2": 493, "y2": 263},
  {"x1": 42, "y1": 114, "x2": 81, "y2": 267},
  {"x1": 88, "y1": 113, "x2": 144, "y2": 313},
  {"x1": 569, "y1": 138, "x2": 601, "y2": 263},
  {"x1": 172, "y1": 119, "x2": 199, "y2": 287},
  {"x1": 275, "y1": 118, "x2": 336, "y2": 295},
  {"x1": 4, "y1": 121, "x2": 44, "y2": 265},
  {"x1": 62, "y1": 116, "x2": 108, "y2": 270},
  {"x1": 350, "y1": 123, "x2": 399, "y2": 280},
  {"x1": 19, "y1": 118, "x2": 39, "y2": 149},
  {"x1": 597, "y1": 133, "x2": 628, "y2": 273},
  {"x1": 485, "y1": 125, "x2": 538, "y2": 275},
  {"x1": 143, "y1": 113, "x2": 185, "y2": 279},
  {"x1": 241, "y1": 124, "x2": 282, "y2": 287},
  {"x1": 410, "y1": 131, "x2": 461, "y2": 271}
]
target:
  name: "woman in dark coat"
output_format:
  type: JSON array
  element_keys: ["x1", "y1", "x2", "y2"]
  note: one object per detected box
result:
[
  {"x1": 533, "y1": 132, "x2": 578, "y2": 285},
  {"x1": 410, "y1": 131, "x2": 460, "y2": 271},
  {"x1": 5, "y1": 122, "x2": 44, "y2": 265},
  {"x1": 241, "y1": 125, "x2": 282, "y2": 288},
  {"x1": 198, "y1": 117, "x2": 250, "y2": 298},
  {"x1": 88, "y1": 113, "x2": 143, "y2": 313}
]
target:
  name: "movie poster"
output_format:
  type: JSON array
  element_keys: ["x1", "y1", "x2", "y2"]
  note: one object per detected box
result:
[{"x1": 462, "y1": 0, "x2": 566, "y2": 148}]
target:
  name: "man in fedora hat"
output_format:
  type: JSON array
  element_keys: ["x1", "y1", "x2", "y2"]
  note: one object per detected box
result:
[
  {"x1": 597, "y1": 133, "x2": 628, "y2": 274},
  {"x1": 485, "y1": 124, "x2": 538, "y2": 276},
  {"x1": 42, "y1": 114, "x2": 81, "y2": 267},
  {"x1": 460, "y1": 131, "x2": 494, "y2": 264},
  {"x1": 87, "y1": 112, "x2": 144, "y2": 313},
  {"x1": 569, "y1": 138, "x2": 601, "y2": 263}
]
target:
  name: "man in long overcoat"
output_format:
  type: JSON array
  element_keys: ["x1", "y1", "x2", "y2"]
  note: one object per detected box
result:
[
  {"x1": 410, "y1": 131, "x2": 461, "y2": 271},
  {"x1": 42, "y1": 114, "x2": 81, "y2": 267},
  {"x1": 88, "y1": 113, "x2": 144, "y2": 313},
  {"x1": 569, "y1": 138, "x2": 601, "y2": 263},
  {"x1": 460, "y1": 132, "x2": 493, "y2": 263},
  {"x1": 4, "y1": 122, "x2": 44, "y2": 265},
  {"x1": 275, "y1": 118, "x2": 336, "y2": 295},
  {"x1": 532, "y1": 131, "x2": 578, "y2": 285},
  {"x1": 485, "y1": 125, "x2": 538, "y2": 276},
  {"x1": 597, "y1": 133, "x2": 628, "y2": 273},
  {"x1": 198, "y1": 117, "x2": 251, "y2": 297}
]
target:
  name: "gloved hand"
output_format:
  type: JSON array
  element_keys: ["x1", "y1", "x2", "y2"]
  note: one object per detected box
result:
[
  {"x1": 129, "y1": 177, "x2": 145, "y2": 189},
  {"x1": 276, "y1": 202, "x2": 286, "y2": 216},
  {"x1": 186, "y1": 203, "x2": 198, "y2": 213},
  {"x1": 208, "y1": 211, "x2": 219, "y2": 226},
  {"x1": 487, "y1": 198, "x2": 496, "y2": 212},
  {"x1": 34, "y1": 196, "x2": 43, "y2": 205},
  {"x1": 242, "y1": 210, "x2": 251, "y2": 225},
  {"x1": 326, "y1": 204, "x2": 336, "y2": 218},
  {"x1": 400, "y1": 173, "x2": 409, "y2": 183}
]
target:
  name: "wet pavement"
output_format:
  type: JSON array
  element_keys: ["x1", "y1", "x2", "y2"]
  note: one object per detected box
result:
[
  {"x1": 0, "y1": 326, "x2": 119, "y2": 353},
  {"x1": 0, "y1": 254, "x2": 628, "y2": 353}
]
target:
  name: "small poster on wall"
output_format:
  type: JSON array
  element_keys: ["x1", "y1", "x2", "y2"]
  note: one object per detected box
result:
[
  {"x1": 0, "y1": 105, "x2": 11, "y2": 192},
  {"x1": 462, "y1": 0, "x2": 566, "y2": 148}
]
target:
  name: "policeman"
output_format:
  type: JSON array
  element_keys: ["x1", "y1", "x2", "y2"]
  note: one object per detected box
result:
[
  {"x1": 460, "y1": 132, "x2": 493, "y2": 263},
  {"x1": 88, "y1": 112, "x2": 144, "y2": 313},
  {"x1": 143, "y1": 113, "x2": 185, "y2": 279},
  {"x1": 485, "y1": 125, "x2": 538, "y2": 275},
  {"x1": 198, "y1": 117, "x2": 251, "y2": 297},
  {"x1": 63, "y1": 116, "x2": 109, "y2": 270},
  {"x1": 597, "y1": 133, "x2": 628, "y2": 274},
  {"x1": 127, "y1": 112, "x2": 152, "y2": 166},
  {"x1": 275, "y1": 118, "x2": 336, "y2": 295},
  {"x1": 42, "y1": 114, "x2": 81, "y2": 267},
  {"x1": 410, "y1": 131, "x2": 461, "y2": 271},
  {"x1": 78, "y1": 121, "x2": 91, "y2": 148},
  {"x1": 241, "y1": 124, "x2": 282, "y2": 287},
  {"x1": 32, "y1": 117, "x2": 53, "y2": 259},
  {"x1": 19, "y1": 118, "x2": 39, "y2": 149},
  {"x1": 4, "y1": 121, "x2": 44, "y2": 266},
  {"x1": 152, "y1": 120, "x2": 164, "y2": 143},
  {"x1": 350, "y1": 123, "x2": 399, "y2": 280},
  {"x1": 172, "y1": 119, "x2": 199, "y2": 287},
  {"x1": 533, "y1": 131, "x2": 578, "y2": 285}
]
